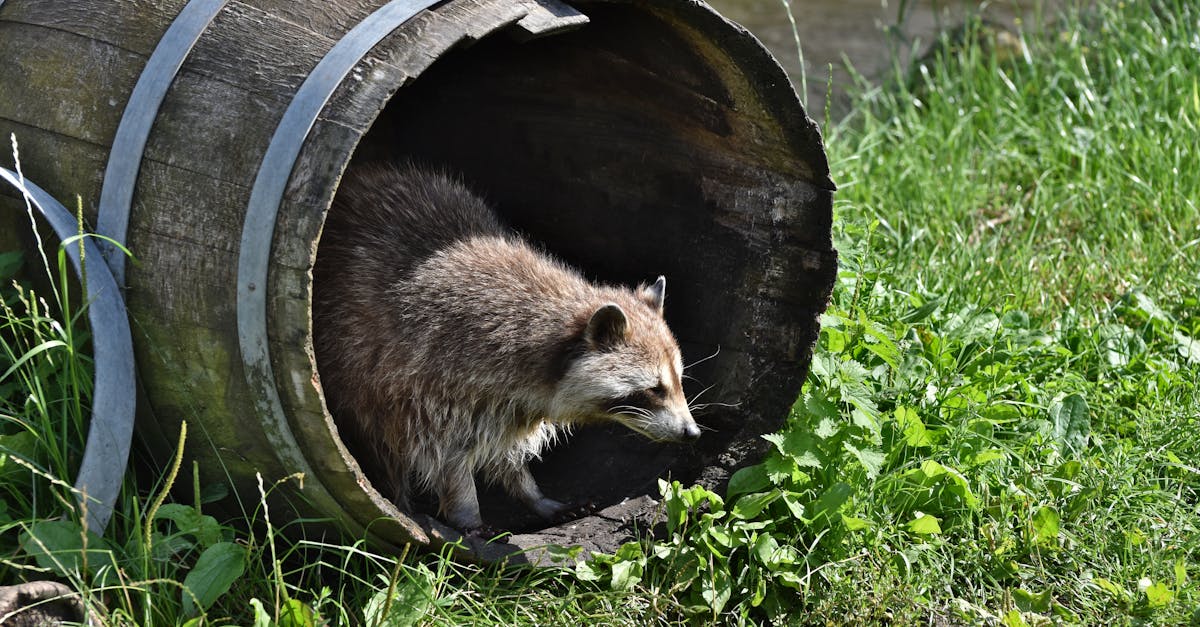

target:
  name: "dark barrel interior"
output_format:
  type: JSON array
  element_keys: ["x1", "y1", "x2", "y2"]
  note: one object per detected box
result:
[{"x1": 329, "y1": 2, "x2": 835, "y2": 535}]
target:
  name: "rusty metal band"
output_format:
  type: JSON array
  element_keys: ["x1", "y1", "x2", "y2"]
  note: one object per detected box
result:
[
  {"x1": 0, "y1": 168, "x2": 135, "y2": 535},
  {"x1": 95, "y1": 0, "x2": 230, "y2": 286},
  {"x1": 236, "y1": 0, "x2": 443, "y2": 516}
]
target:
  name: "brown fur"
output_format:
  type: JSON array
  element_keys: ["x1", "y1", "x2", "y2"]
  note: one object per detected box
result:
[{"x1": 313, "y1": 164, "x2": 697, "y2": 530}]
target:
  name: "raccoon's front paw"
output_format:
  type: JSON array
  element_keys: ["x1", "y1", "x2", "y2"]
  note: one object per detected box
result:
[
  {"x1": 530, "y1": 497, "x2": 568, "y2": 520},
  {"x1": 551, "y1": 499, "x2": 599, "y2": 524},
  {"x1": 464, "y1": 524, "x2": 505, "y2": 541}
]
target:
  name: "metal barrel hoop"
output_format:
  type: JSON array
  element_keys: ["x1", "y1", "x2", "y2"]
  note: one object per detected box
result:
[
  {"x1": 236, "y1": 0, "x2": 446, "y2": 526},
  {"x1": 95, "y1": 0, "x2": 231, "y2": 286},
  {"x1": 0, "y1": 169, "x2": 136, "y2": 535}
]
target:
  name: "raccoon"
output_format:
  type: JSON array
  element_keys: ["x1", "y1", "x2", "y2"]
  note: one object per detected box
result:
[{"x1": 312, "y1": 164, "x2": 699, "y2": 531}]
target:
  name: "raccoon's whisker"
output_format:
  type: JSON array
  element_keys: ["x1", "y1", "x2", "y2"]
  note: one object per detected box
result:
[
  {"x1": 609, "y1": 405, "x2": 653, "y2": 419},
  {"x1": 681, "y1": 373, "x2": 701, "y2": 383},
  {"x1": 689, "y1": 401, "x2": 742, "y2": 411},
  {"x1": 683, "y1": 345, "x2": 721, "y2": 371},
  {"x1": 686, "y1": 383, "x2": 717, "y2": 407},
  {"x1": 614, "y1": 412, "x2": 658, "y2": 436}
]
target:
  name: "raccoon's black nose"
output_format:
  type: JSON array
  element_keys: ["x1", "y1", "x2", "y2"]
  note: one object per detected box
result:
[{"x1": 682, "y1": 423, "x2": 701, "y2": 441}]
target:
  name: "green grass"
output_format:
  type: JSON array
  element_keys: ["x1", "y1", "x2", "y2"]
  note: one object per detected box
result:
[{"x1": 2, "y1": 0, "x2": 1199, "y2": 624}]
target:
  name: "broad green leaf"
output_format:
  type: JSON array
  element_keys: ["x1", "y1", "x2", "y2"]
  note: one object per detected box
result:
[
  {"x1": 1092, "y1": 577, "x2": 1127, "y2": 599},
  {"x1": 750, "y1": 567, "x2": 767, "y2": 607},
  {"x1": 902, "y1": 296, "x2": 940, "y2": 323},
  {"x1": 0, "y1": 432, "x2": 39, "y2": 482},
  {"x1": 973, "y1": 449, "x2": 1008, "y2": 465},
  {"x1": 1130, "y1": 290, "x2": 1172, "y2": 323},
  {"x1": 764, "y1": 452, "x2": 806, "y2": 486},
  {"x1": 751, "y1": 533, "x2": 780, "y2": 567},
  {"x1": 20, "y1": 520, "x2": 118, "y2": 585},
  {"x1": 843, "y1": 442, "x2": 885, "y2": 479},
  {"x1": 1050, "y1": 394, "x2": 1090, "y2": 455},
  {"x1": 1012, "y1": 587, "x2": 1052, "y2": 613},
  {"x1": 771, "y1": 430, "x2": 824, "y2": 468},
  {"x1": 610, "y1": 559, "x2": 642, "y2": 591},
  {"x1": 981, "y1": 404, "x2": 1022, "y2": 423},
  {"x1": 803, "y1": 392, "x2": 839, "y2": 421},
  {"x1": 706, "y1": 525, "x2": 733, "y2": 550},
  {"x1": 278, "y1": 599, "x2": 316, "y2": 627},
  {"x1": 1144, "y1": 581, "x2": 1172, "y2": 608},
  {"x1": 732, "y1": 491, "x2": 780, "y2": 520},
  {"x1": 780, "y1": 492, "x2": 806, "y2": 520},
  {"x1": 661, "y1": 480, "x2": 688, "y2": 532},
  {"x1": 1097, "y1": 323, "x2": 1145, "y2": 368},
  {"x1": 989, "y1": 560, "x2": 1019, "y2": 580},
  {"x1": 1051, "y1": 603, "x2": 1081, "y2": 622},
  {"x1": 823, "y1": 328, "x2": 848, "y2": 353},
  {"x1": 1174, "y1": 331, "x2": 1200, "y2": 365},
  {"x1": 1031, "y1": 507, "x2": 1060, "y2": 547},
  {"x1": 726, "y1": 464, "x2": 770, "y2": 498},
  {"x1": 363, "y1": 564, "x2": 435, "y2": 627},
  {"x1": 614, "y1": 541, "x2": 644, "y2": 562},
  {"x1": 762, "y1": 433, "x2": 785, "y2": 450},
  {"x1": 810, "y1": 483, "x2": 853, "y2": 524},
  {"x1": 863, "y1": 332, "x2": 901, "y2": 368},
  {"x1": 575, "y1": 560, "x2": 602, "y2": 582},
  {"x1": 808, "y1": 354, "x2": 836, "y2": 382},
  {"x1": 894, "y1": 406, "x2": 933, "y2": 447},
  {"x1": 897, "y1": 460, "x2": 981, "y2": 511},
  {"x1": 698, "y1": 561, "x2": 732, "y2": 614},
  {"x1": 776, "y1": 568, "x2": 805, "y2": 590},
  {"x1": 250, "y1": 599, "x2": 272, "y2": 627},
  {"x1": 1049, "y1": 460, "x2": 1082, "y2": 498},
  {"x1": 841, "y1": 514, "x2": 869, "y2": 531},
  {"x1": 814, "y1": 417, "x2": 838, "y2": 439},
  {"x1": 850, "y1": 407, "x2": 881, "y2": 436},
  {"x1": 1175, "y1": 559, "x2": 1189, "y2": 588},
  {"x1": 182, "y1": 541, "x2": 246, "y2": 615},
  {"x1": 155, "y1": 503, "x2": 224, "y2": 548},
  {"x1": 906, "y1": 512, "x2": 941, "y2": 535},
  {"x1": 199, "y1": 482, "x2": 230, "y2": 505},
  {"x1": 1001, "y1": 609, "x2": 1029, "y2": 627}
]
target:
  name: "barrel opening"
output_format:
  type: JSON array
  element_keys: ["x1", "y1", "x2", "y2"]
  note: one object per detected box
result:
[
  {"x1": 314, "y1": 2, "x2": 826, "y2": 537},
  {"x1": 0, "y1": 0, "x2": 832, "y2": 561}
]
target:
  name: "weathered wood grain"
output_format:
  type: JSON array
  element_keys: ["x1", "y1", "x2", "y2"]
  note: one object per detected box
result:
[
  {"x1": 0, "y1": 23, "x2": 142, "y2": 149},
  {"x1": 0, "y1": 0, "x2": 183, "y2": 56},
  {"x1": 513, "y1": 0, "x2": 589, "y2": 40}
]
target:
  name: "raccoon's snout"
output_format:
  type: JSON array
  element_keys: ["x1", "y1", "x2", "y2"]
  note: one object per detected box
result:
[
  {"x1": 656, "y1": 411, "x2": 701, "y2": 443},
  {"x1": 666, "y1": 416, "x2": 701, "y2": 443},
  {"x1": 606, "y1": 405, "x2": 701, "y2": 444}
]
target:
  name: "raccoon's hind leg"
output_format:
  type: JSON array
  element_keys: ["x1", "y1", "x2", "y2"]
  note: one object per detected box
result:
[
  {"x1": 491, "y1": 458, "x2": 566, "y2": 521},
  {"x1": 434, "y1": 464, "x2": 484, "y2": 531}
]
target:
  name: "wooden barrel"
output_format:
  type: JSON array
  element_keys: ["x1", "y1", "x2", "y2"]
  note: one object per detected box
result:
[{"x1": 0, "y1": 0, "x2": 837, "y2": 562}]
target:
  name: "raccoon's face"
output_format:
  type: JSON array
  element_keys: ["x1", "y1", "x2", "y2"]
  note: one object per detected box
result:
[{"x1": 550, "y1": 278, "x2": 700, "y2": 443}]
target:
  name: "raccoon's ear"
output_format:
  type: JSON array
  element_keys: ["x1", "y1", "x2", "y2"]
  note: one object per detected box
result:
[
  {"x1": 584, "y1": 303, "x2": 629, "y2": 349},
  {"x1": 641, "y1": 276, "x2": 666, "y2": 313}
]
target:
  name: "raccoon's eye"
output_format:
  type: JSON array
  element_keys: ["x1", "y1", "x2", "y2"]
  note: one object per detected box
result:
[
  {"x1": 608, "y1": 388, "x2": 656, "y2": 411},
  {"x1": 648, "y1": 383, "x2": 667, "y2": 398}
]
